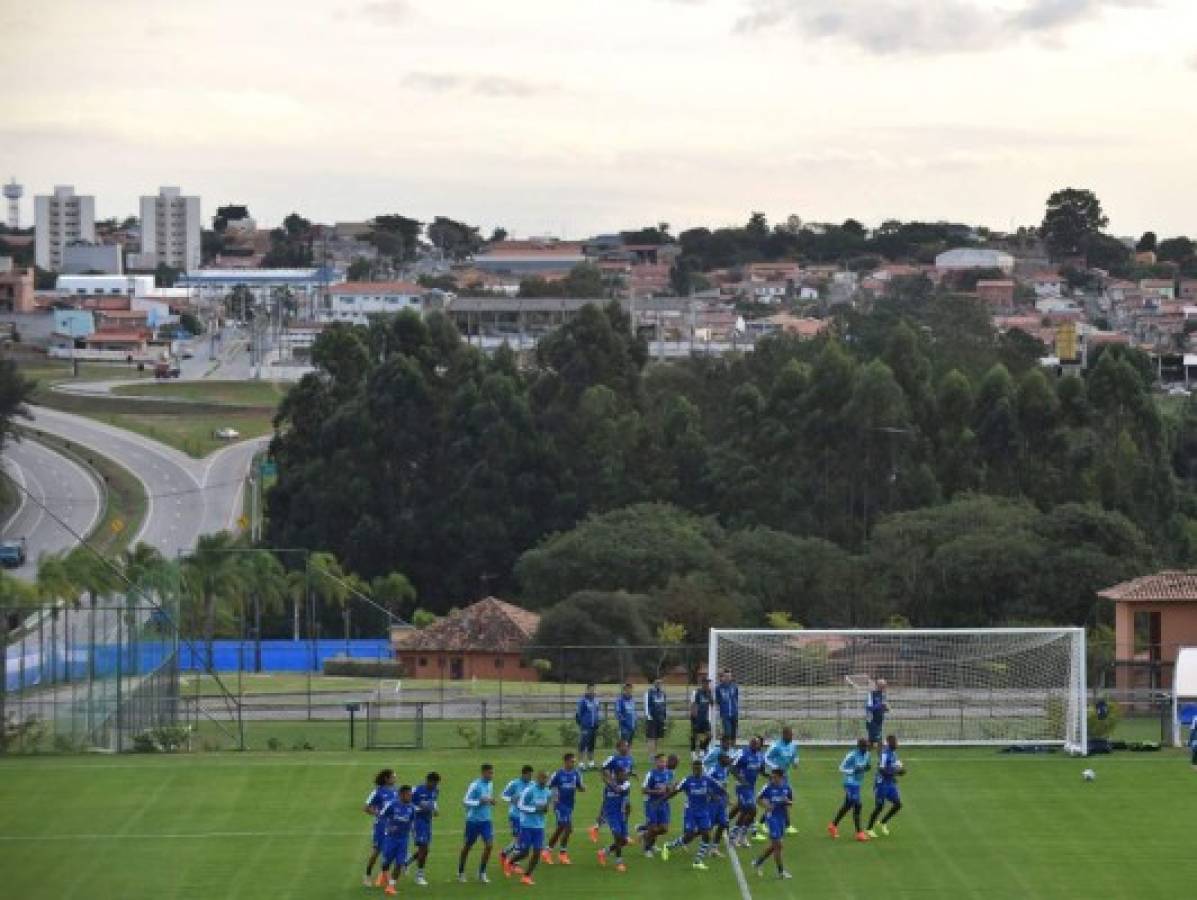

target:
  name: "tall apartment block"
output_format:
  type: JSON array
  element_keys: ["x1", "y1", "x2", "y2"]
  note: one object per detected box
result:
[
  {"x1": 34, "y1": 185, "x2": 96, "y2": 271},
  {"x1": 139, "y1": 186, "x2": 201, "y2": 271}
]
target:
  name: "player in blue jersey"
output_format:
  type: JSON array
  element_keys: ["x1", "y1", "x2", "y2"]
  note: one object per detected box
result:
[
  {"x1": 576, "y1": 683, "x2": 602, "y2": 769},
  {"x1": 616, "y1": 682, "x2": 638, "y2": 744},
  {"x1": 866, "y1": 679, "x2": 889, "y2": 749},
  {"x1": 639, "y1": 753, "x2": 676, "y2": 856},
  {"x1": 644, "y1": 678, "x2": 669, "y2": 757},
  {"x1": 363, "y1": 768, "x2": 397, "y2": 886},
  {"x1": 662, "y1": 759, "x2": 717, "y2": 870},
  {"x1": 704, "y1": 753, "x2": 733, "y2": 856},
  {"x1": 377, "y1": 785, "x2": 415, "y2": 895},
  {"x1": 715, "y1": 669, "x2": 740, "y2": 741},
  {"x1": 458, "y1": 763, "x2": 497, "y2": 884},
  {"x1": 828, "y1": 738, "x2": 872, "y2": 842},
  {"x1": 752, "y1": 769, "x2": 794, "y2": 880},
  {"x1": 729, "y1": 736, "x2": 765, "y2": 846},
  {"x1": 689, "y1": 678, "x2": 715, "y2": 761},
  {"x1": 545, "y1": 753, "x2": 585, "y2": 865},
  {"x1": 1190, "y1": 714, "x2": 1197, "y2": 769},
  {"x1": 505, "y1": 770, "x2": 552, "y2": 886},
  {"x1": 755, "y1": 727, "x2": 799, "y2": 838},
  {"x1": 867, "y1": 734, "x2": 905, "y2": 838},
  {"x1": 499, "y1": 764, "x2": 534, "y2": 869},
  {"x1": 596, "y1": 768, "x2": 633, "y2": 872},
  {"x1": 588, "y1": 739, "x2": 635, "y2": 843},
  {"x1": 410, "y1": 771, "x2": 441, "y2": 886}
]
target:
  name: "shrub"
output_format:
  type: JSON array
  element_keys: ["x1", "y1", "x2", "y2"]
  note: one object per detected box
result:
[
  {"x1": 1087, "y1": 699, "x2": 1121, "y2": 740},
  {"x1": 291, "y1": 738, "x2": 315, "y2": 751},
  {"x1": 323, "y1": 658, "x2": 403, "y2": 678},
  {"x1": 596, "y1": 719, "x2": 618, "y2": 748},
  {"x1": 495, "y1": 720, "x2": 542, "y2": 747},
  {"x1": 457, "y1": 724, "x2": 481, "y2": 749},
  {"x1": 266, "y1": 737, "x2": 284, "y2": 752},
  {"x1": 558, "y1": 721, "x2": 579, "y2": 748},
  {"x1": 132, "y1": 731, "x2": 158, "y2": 753}
]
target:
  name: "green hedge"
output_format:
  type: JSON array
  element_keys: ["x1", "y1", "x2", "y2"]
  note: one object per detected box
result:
[{"x1": 322, "y1": 657, "x2": 403, "y2": 677}]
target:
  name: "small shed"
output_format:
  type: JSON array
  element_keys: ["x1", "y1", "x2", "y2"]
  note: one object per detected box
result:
[
  {"x1": 391, "y1": 597, "x2": 541, "y2": 682},
  {"x1": 1098, "y1": 571, "x2": 1197, "y2": 691}
]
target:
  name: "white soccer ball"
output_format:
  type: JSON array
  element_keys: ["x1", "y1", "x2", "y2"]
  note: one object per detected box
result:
[{"x1": 1081, "y1": 768, "x2": 1096, "y2": 781}]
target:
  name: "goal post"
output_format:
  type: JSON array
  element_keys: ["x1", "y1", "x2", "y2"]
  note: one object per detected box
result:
[{"x1": 709, "y1": 627, "x2": 1087, "y2": 754}]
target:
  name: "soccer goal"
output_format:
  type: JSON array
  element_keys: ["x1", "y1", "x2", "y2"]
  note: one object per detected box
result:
[{"x1": 709, "y1": 628, "x2": 1087, "y2": 754}]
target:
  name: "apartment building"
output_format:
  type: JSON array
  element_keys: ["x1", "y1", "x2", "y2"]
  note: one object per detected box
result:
[{"x1": 34, "y1": 185, "x2": 96, "y2": 271}]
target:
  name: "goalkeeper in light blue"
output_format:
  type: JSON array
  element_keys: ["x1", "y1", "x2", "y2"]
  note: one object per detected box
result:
[{"x1": 827, "y1": 738, "x2": 871, "y2": 841}]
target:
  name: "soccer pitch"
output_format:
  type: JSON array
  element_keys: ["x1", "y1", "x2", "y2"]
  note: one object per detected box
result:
[{"x1": 0, "y1": 745, "x2": 1188, "y2": 899}]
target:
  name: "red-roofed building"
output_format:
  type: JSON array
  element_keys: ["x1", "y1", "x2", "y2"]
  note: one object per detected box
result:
[
  {"x1": 391, "y1": 597, "x2": 541, "y2": 682},
  {"x1": 83, "y1": 329, "x2": 149, "y2": 353},
  {"x1": 976, "y1": 279, "x2": 1016, "y2": 310},
  {"x1": 1100, "y1": 572, "x2": 1197, "y2": 691}
]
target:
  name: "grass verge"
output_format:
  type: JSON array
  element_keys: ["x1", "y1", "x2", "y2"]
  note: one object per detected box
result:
[{"x1": 111, "y1": 380, "x2": 289, "y2": 405}]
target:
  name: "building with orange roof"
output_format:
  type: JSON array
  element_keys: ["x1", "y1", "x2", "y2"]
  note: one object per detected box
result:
[
  {"x1": 391, "y1": 597, "x2": 541, "y2": 682},
  {"x1": 1100, "y1": 572, "x2": 1197, "y2": 691}
]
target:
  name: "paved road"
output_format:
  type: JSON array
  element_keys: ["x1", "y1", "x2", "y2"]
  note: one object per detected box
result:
[
  {"x1": 1, "y1": 437, "x2": 103, "y2": 579},
  {"x1": 26, "y1": 406, "x2": 267, "y2": 560}
]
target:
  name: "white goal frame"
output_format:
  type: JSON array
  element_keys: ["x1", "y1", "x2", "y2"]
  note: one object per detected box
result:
[{"x1": 709, "y1": 627, "x2": 1087, "y2": 755}]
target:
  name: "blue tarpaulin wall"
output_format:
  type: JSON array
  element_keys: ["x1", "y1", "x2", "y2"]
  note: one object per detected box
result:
[{"x1": 179, "y1": 639, "x2": 392, "y2": 672}]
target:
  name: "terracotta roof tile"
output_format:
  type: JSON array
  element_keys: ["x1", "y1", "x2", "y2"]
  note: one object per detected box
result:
[
  {"x1": 1098, "y1": 571, "x2": 1197, "y2": 602},
  {"x1": 395, "y1": 597, "x2": 540, "y2": 652}
]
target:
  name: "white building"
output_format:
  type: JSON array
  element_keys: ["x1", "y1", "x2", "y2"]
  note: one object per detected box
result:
[
  {"x1": 56, "y1": 274, "x2": 155, "y2": 298},
  {"x1": 935, "y1": 247, "x2": 1015, "y2": 273},
  {"x1": 138, "y1": 186, "x2": 201, "y2": 270},
  {"x1": 34, "y1": 185, "x2": 96, "y2": 271},
  {"x1": 322, "y1": 281, "x2": 427, "y2": 323}
]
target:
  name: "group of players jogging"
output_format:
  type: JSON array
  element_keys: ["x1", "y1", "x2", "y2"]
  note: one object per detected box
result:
[{"x1": 361, "y1": 672, "x2": 906, "y2": 892}]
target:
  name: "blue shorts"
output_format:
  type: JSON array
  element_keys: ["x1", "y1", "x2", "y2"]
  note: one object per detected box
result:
[
  {"x1": 605, "y1": 811, "x2": 628, "y2": 838},
  {"x1": 683, "y1": 809, "x2": 712, "y2": 834},
  {"x1": 554, "y1": 803, "x2": 574, "y2": 826},
  {"x1": 720, "y1": 716, "x2": 738, "y2": 739},
  {"x1": 735, "y1": 787, "x2": 755, "y2": 810},
  {"x1": 875, "y1": 782, "x2": 901, "y2": 805},
  {"x1": 619, "y1": 725, "x2": 636, "y2": 743},
  {"x1": 464, "y1": 820, "x2": 493, "y2": 846},
  {"x1": 843, "y1": 784, "x2": 862, "y2": 805},
  {"x1": 508, "y1": 816, "x2": 521, "y2": 838},
  {"x1": 645, "y1": 801, "x2": 671, "y2": 827},
  {"x1": 710, "y1": 804, "x2": 729, "y2": 828},
  {"x1": 867, "y1": 721, "x2": 884, "y2": 743},
  {"x1": 381, "y1": 835, "x2": 409, "y2": 868},
  {"x1": 414, "y1": 819, "x2": 432, "y2": 846},
  {"x1": 767, "y1": 816, "x2": 786, "y2": 841},
  {"x1": 372, "y1": 820, "x2": 386, "y2": 848},
  {"x1": 578, "y1": 728, "x2": 597, "y2": 754},
  {"x1": 519, "y1": 827, "x2": 545, "y2": 852}
]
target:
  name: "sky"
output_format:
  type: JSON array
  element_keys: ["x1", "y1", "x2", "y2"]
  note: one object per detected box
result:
[{"x1": 3, "y1": 0, "x2": 1196, "y2": 239}]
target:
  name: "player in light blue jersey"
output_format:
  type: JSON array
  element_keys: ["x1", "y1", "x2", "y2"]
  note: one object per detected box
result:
[
  {"x1": 752, "y1": 769, "x2": 794, "y2": 880},
  {"x1": 458, "y1": 763, "x2": 496, "y2": 884},
  {"x1": 505, "y1": 771, "x2": 552, "y2": 886},
  {"x1": 377, "y1": 785, "x2": 415, "y2": 894},
  {"x1": 703, "y1": 733, "x2": 738, "y2": 771},
  {"x1": 753, "y1": 727, "x2": 799, "y2": 839},
  {"x1": 499, "y1": 764, "x2": 534, "y2": 868},
  {"x1": 639, "y1": 753, "x2": 676, "y2": 856},
  {"x1": 662, "y1": 759, "x2": 717, "y2": 870},
  {"x1": 596, "y1": 768, "x2": 633, "y2": 871},
  {"x1": 546, "y1": 753, "x2": 585, "y2": 865},
  {"x1": 867, "y1": 734, "x2": 905, "y2": 838},
  {"x1": 363, "y1": 768, "x2": 397, "y2": 886},
  {"x1": 730, "y1": 737, "x2": 765, "y2": 846},
  {"x1": 410, "y1": 771, "x2": 440, "y2": 886},
  {"x1": 828, "y1": 738, "x2": 872, "y2": 842}
]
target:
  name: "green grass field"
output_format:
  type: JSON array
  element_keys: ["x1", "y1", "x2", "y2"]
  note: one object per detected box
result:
[
  {"x1": 112, "y1": 380, "x2": 290, "y2": 406},
  {"x1": 0, "y1": 744, "x2": 1189, "y2": 899}
]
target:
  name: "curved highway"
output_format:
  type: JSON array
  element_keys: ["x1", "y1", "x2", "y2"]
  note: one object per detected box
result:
[{"x1": 1, "y1": 437, "x2": 103, "y2": 579}]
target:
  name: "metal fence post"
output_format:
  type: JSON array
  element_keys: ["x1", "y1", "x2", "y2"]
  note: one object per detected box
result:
[
  {"x1": 416, "y1": 702, "x2": 425, "y2": 749},
  {"x1": 480, "y1": 699, "x2": 488, "y2": 749}
]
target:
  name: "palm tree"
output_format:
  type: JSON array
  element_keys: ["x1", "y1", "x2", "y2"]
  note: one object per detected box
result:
[
  {"x1": 0, "y1": 570, "x2": 37, "y2": 745},
  {"x1": 236, "y1": 550, "x2": 286, "y2": 672},
  {"x1": 180, "y1": 532, "x2": 244, "y2": 670},
  {"x1": 35, "y1": 554, "x2": 78, "y2": 687},
  {"x1": 119, "y1": 543, "x2": 176, "y2": 678},
  {"x1": 63, "y1": 548, "x2": 123, "y2": 734}
]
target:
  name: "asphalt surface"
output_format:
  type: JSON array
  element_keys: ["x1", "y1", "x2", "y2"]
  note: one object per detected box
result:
[{"x1": 1, "y1": 436, "x2": 103, "y2": 579}]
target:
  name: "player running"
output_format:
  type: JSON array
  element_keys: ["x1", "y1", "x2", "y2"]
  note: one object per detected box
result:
[
  {"x1": 754, "y1": 727, "x2": 799, "y2": 838},
  {"x1": 505, "y1": 770, "x2": 553, "y2": 886},
  {"x1": 458, "y1": 763, "x2": 497, "y2": 884},
  {"x1": 752, "y1": 769, "x2": 794, "y2": 880},
  {"x1": 588, "y1": 739, "x2": 635, "y2": 843},
  {"x1": 662, "y1": 759, "x2": 718, "y2": 870},
  {"x1": 866, "y1": 734, "x2": 905, "y2": 838},
  {"x1": 363, "y1": 769, "x2": 397, "y2": 886},
  {"x1": 596, "y1": 768, "x2": 633, "y2": 872},
  {"x1": 376, "y1": 784, "x2": 416, "y2": 895},
  {"x1": 545, "y1": 753, "x2": 585, "y2": 865},
  {"x1": 639, "y1": 753, "x2": 675, "y2": 856},
  {"x1": 704, "y1": 752, "x2": 733, "y2": 856},
  {"x1": 499, "y1": 765, "x2": 534, "y2": 870},
  {"x1": 410, "y1": 771, "x2": 440, "y2": 886},
  {"x1": 828, "y1": 738, "x2": 872, "y2": 842},
  {"x1": 730, "y1": 737, "x2": 765, "y2": 846},
  {"x1": 866, "y1": 679, "x2": 889, "y2": 749}
]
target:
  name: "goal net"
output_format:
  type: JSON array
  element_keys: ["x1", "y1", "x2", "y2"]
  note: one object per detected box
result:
[{"x1": 710, "y1": 628, "x2": 1086, "y2": 754}]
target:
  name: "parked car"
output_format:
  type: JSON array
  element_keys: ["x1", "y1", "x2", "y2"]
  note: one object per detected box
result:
[
  {"x1": 0, "y1": 539, "x2": 27, "y2": 568},
  {"x1": 213, "y1": 427, "x2": 240, "y2": 440},
  {"x1": 154, "y1": 362, "x2": 181, "y2": 379},
  {"x1": 181, "y1": 349, "x2": 195, "y2": 360}
]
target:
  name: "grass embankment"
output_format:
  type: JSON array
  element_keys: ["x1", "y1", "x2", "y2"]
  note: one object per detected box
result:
[
  {"x1": 19, "y1": 362, "x2": 279, "y2": 458},
  {"x1": 22, "y1": 429, "x2": 148, "y2": 556}
]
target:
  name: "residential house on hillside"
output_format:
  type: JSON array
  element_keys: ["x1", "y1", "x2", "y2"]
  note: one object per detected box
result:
[
  {"x1": 1179, "y1": 280, "x2": 1197, "y2": 303},
  {"x1": 976, "y1": 279, "x2": 1016, "y2": 310},
  {"x1": 391, "y1": 597, "x2": 541, "y2": 682},
  {"x1": 1029, "y1": 271, "x2": 1065, "y2": 299},
  {"x1": 471, "y1": 240, "x2": 587, "y2": 275},
  {"x1": 322, "y1": 281, "x2": 428, "y2": 323},
  {"x1": 1140, "y1": 279, "x2": 1176, "y2": 304},
  {"x1": 935, "y1": 248, "x2": 1015, "y2": 274}
]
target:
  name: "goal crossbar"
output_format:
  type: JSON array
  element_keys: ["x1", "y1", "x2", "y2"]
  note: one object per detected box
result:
[{"x1": 709, "y1": 627, "x2": 1087, "y2": 754}]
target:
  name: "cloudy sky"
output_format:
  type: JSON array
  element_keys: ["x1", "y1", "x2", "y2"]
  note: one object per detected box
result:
[{"x1": 4, "y1": 0, "x2": 1196, "y2": 238}]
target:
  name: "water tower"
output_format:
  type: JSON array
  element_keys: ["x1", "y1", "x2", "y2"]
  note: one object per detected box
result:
[{"x1": 3, "y1": 178, "x2": 22, "y2": 229}]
